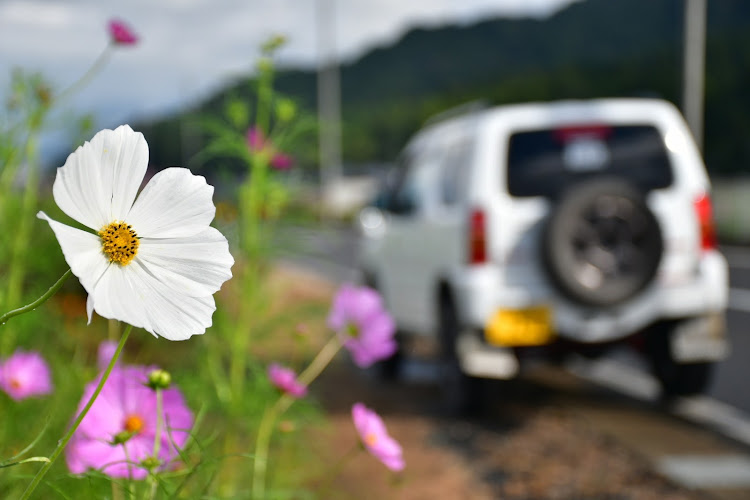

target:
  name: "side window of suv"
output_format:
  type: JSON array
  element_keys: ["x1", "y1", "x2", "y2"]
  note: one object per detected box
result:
[
  {"x1": 389, "y1": 145, "x2": 440, "y2": 216},
  {"x1": 439, "y1": 141, "x2": 469, "y2": 207}
]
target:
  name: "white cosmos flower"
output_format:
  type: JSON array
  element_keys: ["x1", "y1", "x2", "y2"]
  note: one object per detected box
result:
[{"x1": 38, "y1": 125, "x2": 234, "y2": 341}]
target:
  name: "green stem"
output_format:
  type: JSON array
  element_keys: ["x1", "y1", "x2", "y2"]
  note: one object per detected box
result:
[
  {"x1": 147, "y1": 475, "x2": 158, "y2": 500},
  {"x1": 122, "y1": 444, "x2": 136, "y2": 498},
  {"x1": 54, "y1": 47, "x2": 112, "y2": 106},
  {"x1": 153, "y1": 388, "x2": 164, "y2": 458},
  {"x1": 21, "y1": 323, "x2": 132, "y2": 500},
  {"x1": 296, "y1": 335, "x2": 342, "y2": 387},
  {"x1": 316, "y1": 443, "x2": 362, "y2": 497},
  {"x1": 122, "y1": 443, "x2": 133, "y2": 496},
  {"x1": 108, "y1": 318, "x2": 120, "y2": 341},
  {"x1": 251, "y1": 400, "x2": 282, "y2": 500},
  {"x1": 251, "y1": 335, "x2": 342, "y2": 499},
  {"x1": 229, "y1": 154, "x2": 267, "y2": 401},
  {"x1": 149, "y1": 388, "x2": 164, "y2": 499},
  {"x1": 0, "y1": 456, "x2": 49, "y2": 468},
  {"x1": 0, "y1": 269, "x2": 72, "y2": 326},
  {"x1": 228, "y1": 270, "x2": 256, "y2": 400},
  {"x1": 255, "y1": 62, "x2": 273, "y2": 137},
  {"x1": 278, "y1": 334, "x2": 342, "y2": 415},
  {"x1": 205, "y1": 336, "x2": 231, "y2": 405}
]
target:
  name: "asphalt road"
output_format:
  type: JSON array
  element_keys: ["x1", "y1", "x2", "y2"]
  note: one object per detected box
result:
[{"x1": 710, "y1": 245, "x2": 750, "y2": 413}]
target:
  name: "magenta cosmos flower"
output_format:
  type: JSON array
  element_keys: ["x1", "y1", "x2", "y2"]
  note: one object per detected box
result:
[
  {"x1": 66, "y1": 365, "x2": 193, "y2": 479},
  {"x1": 246, "y1": 127, "x2": 294, "y2": 170},
  {"x1": 352, "y1": 403, "x2": 404, "y2": 471},
  {"x1": 327, "y1": 284, "x2": 396, "y2": 368},
  {"x1": 268, "y1": 363, "x2": 307, "y2": 398},
  {"x1": 108, "y1": 19, "x2": 138, "y2": 46},
  {"x1": 0, "y1": 350, "x2": 53, "y2": 401}
]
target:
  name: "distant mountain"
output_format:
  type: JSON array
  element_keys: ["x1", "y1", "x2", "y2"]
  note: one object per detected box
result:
[{"x1": 137, "y1": 0, "x2": 750, "y2": 175}]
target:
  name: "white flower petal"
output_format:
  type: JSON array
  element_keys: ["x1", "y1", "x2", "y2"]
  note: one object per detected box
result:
[
  {"x1": 137, "y1": 227, "x2": 234, "y2": 297},
  {"x1": 89, "y1": 261, "x2": 216, "y2": 340},
  {"x1": 52, "y1": 147, "x2": 108, "y2": 230},
  {"x1": 126, "y1": 168, "x2": 216, "y2": 238},
  {"x1": 37, "y1": 212, "x2": 110, "y2": 295},
  {"x1": 90, "y1": 125, "x2": 149, "y2": 221},
  {"x1": 52, "y1": 125, "x2": 148, "y2": 229},
  {"x1": 87, "y1": 264, "x2": 149, "y2": 331}
]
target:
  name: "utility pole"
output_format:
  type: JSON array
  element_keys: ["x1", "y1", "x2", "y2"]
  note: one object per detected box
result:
[
  {"x1": 682, "y1": 0, "x2": 707, "y2": 153},
  {"x1": 316, "y1": 0, "x2": 343, "y2": 204}
]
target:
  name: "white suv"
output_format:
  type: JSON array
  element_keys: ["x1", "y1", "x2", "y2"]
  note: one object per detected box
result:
[{"x1": 357, "y1": 98, "x2": 728, "y2": 411}]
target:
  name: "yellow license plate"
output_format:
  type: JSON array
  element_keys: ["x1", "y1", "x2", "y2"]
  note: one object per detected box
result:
[{"x1": 485, "y1": 306, "x2": 554, "y2": 347}]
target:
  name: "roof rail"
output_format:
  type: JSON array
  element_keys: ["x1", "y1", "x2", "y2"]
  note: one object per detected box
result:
[{"x1": 423, "y1": 100, "x2": 489, "y2": 127}]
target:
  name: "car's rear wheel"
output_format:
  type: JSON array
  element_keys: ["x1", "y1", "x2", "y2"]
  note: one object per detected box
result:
[
  {"x1": 541, "y1": 178, "x2": 663, "y2": 307},
  {"x1": 438, "y1": 292, "x2": 482, "y2": 415},
  {"x1": 645, "y1": 321, "x2": 715, "y2": 397},
  {"x1": 374, "y1": 335, "x2": 403, "y2": 381}
]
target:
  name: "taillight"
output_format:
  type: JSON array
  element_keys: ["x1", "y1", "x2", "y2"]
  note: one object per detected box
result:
[
  {"x1": 469, "y1": 208, "x2": 487, "y2": 264},
  {"x1": 694, "y1": 194, "x2": 717, "y2": 251}
]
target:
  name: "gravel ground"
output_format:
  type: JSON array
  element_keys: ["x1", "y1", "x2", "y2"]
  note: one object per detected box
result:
[{"x1": 310, "y1": 362, "x2": 713, "y2": 500}]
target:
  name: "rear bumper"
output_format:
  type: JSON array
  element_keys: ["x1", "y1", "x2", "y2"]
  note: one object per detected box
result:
[{"x1": 454, "y1": 251, "x2": 728, "y2": 344}]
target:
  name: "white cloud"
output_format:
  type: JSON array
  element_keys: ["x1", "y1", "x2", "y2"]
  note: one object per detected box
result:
[{"x1": 0, "y1": 0, "x2": 578, "y2": 141}]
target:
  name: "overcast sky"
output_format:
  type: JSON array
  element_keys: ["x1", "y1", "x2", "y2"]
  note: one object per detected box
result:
[{"x1": 1, "y1": 0, "x2": 578, "y2": 134}]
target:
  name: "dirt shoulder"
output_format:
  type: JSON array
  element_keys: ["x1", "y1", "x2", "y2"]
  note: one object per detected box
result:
[{"x1": 310, "y1": 362, "x2": 710, "y2": 500}]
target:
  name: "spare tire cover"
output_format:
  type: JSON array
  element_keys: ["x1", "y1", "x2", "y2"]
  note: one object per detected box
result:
[{"x1": 541, "y1": 178, "x2": 663, "y2": 307}]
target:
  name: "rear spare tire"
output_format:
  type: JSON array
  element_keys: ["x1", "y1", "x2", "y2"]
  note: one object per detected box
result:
[{"x1": 541, "y1": 179, "x2": 663, "y2": 307}]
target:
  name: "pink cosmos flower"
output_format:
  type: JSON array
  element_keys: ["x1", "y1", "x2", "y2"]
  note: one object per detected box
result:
[
  {"x1": 246, "y1": 127, "x2": 265, "y2": 151},
  {"x1": 327, "y1": 284, "x2": 396, "y2": 368},
  {"x1": 267, "y1": 363, "x2": 307, "y2": 398},
  {"x1": 66, "y1": 365, "x2": 193, "y2": 479},
  {"x1": 270, "y1": 153, "x2": 293, "y2": 170},
  {"x1": 246, "y1": 126, "x2": 294, "y2": 170},
  {"x1": 108, "y1": 19, "x2": 138, "y2": 46},
  {"x1": 0, "y1": 350, "x2": 53, "y2": 401},
  {"x1": 351, "y1": 402, "x2": 404, "y2": 471}
]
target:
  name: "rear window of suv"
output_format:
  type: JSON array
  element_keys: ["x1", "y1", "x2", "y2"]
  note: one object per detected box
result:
[{"x1": 506, "y1": 125, "x2": 673, "y2": 197}]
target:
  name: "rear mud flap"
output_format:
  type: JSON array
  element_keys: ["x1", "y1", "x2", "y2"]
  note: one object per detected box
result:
[
  {"x1": 671, "y1": 314, "x2": 729, "y2": 362},
  {"x1": 456, "y1": 333, "x2": 519, "y2": 379}
]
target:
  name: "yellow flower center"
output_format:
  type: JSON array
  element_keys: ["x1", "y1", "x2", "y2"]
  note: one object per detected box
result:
[
  {"x1": 123, "y1": 414, "x2": 144, "y2": 434},
  {"x1": 364, "y1": 432, "x2": 378, "y2": 447},
  {"x1": 9, "y1": 378, "x2": 22, "y2": 390},
  {"x1": 99, "y1": 221, "x2": 139, "y2": 265}
]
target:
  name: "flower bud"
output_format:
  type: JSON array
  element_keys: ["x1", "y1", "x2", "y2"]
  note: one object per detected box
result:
[
  {"x1": 111, "y1": 430, "x2": 134, "y2": 445},
  {"x1": 147, "y1": 369, "x2": 171, "y2": 390},
  {"x1": 276, "y1": 98, "x2": 297, "y2": 123},
  {"x1": 35, "y1": 84, "x2": 52, "y2": 106},
  {"x1": 261, "y1": 35, "x2": 286, "y2": 54},
  {"x1": 140, "y1": 455, "x2": 161, "y2": 471}
]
